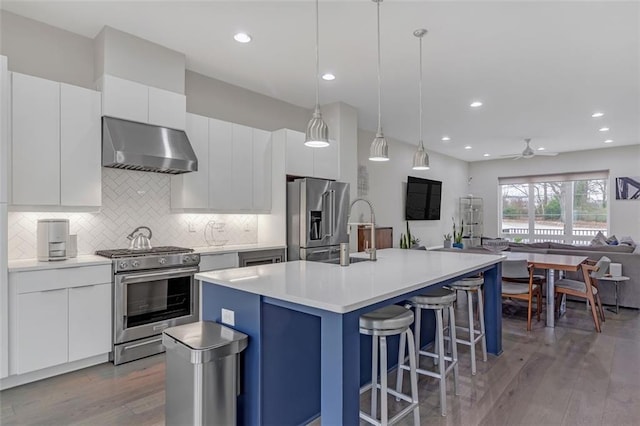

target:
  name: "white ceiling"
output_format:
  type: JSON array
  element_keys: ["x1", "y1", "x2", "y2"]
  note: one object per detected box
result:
[{"x1": 2, "y1": 0, "x2": 639, "y2": 162}]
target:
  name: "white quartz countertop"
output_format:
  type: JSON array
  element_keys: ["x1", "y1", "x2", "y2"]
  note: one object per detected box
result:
[
  {"x1": 192, "y1": 243, "x2": 286, "y2": 255},
  {"x1": 196, "y1": 248, "x2": 505, "y2": 313},
  {"x1": 8, "y1": 255, "x2": 112, "y2": 272}
]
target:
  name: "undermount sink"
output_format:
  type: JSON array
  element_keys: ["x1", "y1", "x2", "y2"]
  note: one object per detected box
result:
[{"x1": 323, "y1": 257, "x2": 371, "y2": 265}]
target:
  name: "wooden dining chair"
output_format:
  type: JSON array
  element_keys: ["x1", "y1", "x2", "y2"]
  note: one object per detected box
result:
[
  {"x1": 501, "y1": 260, "x2": 542, "y2": 331},
  {"x1": 554, "y1": 256, "x2": 610, "y2": 332}
]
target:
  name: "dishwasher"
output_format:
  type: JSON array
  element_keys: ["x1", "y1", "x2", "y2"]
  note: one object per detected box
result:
[{"x1": 238, "y1": 248, "x2": 286, "y2": 267}]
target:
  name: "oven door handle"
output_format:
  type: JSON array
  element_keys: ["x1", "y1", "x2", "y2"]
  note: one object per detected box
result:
[{"x1": 120, "y1": 267, "x2": 199, "y2": 285}]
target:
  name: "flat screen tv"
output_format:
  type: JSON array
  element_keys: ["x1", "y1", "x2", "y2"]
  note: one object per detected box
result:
[{"x1": 405, "y1": 176, "x2": 442, "y2": 220}]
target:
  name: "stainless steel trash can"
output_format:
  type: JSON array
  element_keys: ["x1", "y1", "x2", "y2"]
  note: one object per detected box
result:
[{"x1": 163, "y1": 321, "x2": 249, "y2": 426}]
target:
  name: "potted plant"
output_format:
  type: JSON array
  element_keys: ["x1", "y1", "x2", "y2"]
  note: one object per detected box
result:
[
  {"x1": 443, "y1": 233, "x2": 452, "y2": 248},
  {"x1": 452, "y1": 217, "x2": 464, "y2": 249},
  {"x1": 400, "y1": 221, "x2": 420, "y2": 249}
]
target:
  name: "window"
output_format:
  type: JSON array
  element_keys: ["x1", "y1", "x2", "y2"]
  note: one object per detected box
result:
[{"x1": 500, "y1": 171, "x2": 608, "y2": 245}]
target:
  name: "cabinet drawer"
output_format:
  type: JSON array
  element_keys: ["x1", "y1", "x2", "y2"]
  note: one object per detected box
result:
[
  {"x1": 13, "y1": 264, "x2": 112, "y2": 294},
  {"x1": 199, "y1": 253, "x2": 238, "y2": 272}
]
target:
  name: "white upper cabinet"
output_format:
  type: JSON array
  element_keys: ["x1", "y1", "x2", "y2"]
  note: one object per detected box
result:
[
  {"x1": 99, "y1": 74, "x2": 186, "y2": 130},
  {"x1": 281, "y1": 129, "x2": 340, "y2": 180},
  {"x1": 208, "y1": 118, "x2": 233, "y2": 210},
  {"x1": 313, "y1": 137, "x2": 340, "y2": 180},
  {"x1": 11, "y1": 73, "x2": 101, "y2": 208},
  {"x1": 60, "y1": 84, "x2": 102, "y2": 207},
  {"x1": 171, "y1": 113, "x2": 209, "y2": 209},
  {"x1": 230, "y1": 124, "x2": 253, "y2": 211},
  {"x1": 284, "y1": 129, "x2": 313, "y2": 177},
  {"x1": 148, "y1": 86, "x2": 187, "y2": 130},
  {"x1": 172, "y1": 115, "x2": 272, "y2": 213},
  {"x1": 252, "y1": 129, "x2": 272, "y2": 212},
  {"x1": 99, "y1": 75, "x2": 147, "y2": 123},
  {"x1": 12, "y1": 73, "x2": 60, "y2": 206}
]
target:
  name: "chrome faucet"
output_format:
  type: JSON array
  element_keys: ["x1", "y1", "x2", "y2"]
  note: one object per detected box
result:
[{"x1": 347, "y1": 198, "x2": 377, "y2": 261}]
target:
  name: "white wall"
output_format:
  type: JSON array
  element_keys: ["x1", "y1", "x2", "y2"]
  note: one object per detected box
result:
[
  {"x1": 357, "y1": 130, "x2": 470, "y2": 248},
  {"x1": 0, "y1": 11, "x2": 94, "y2": 89},
  {"x1": 186, "y1": 70, "x2": 310, "y2": 132},
  {"x1": 469, "y1": 144, "x2": 640, "y2": 240},
  {"x1": 94, "y1": 26, "x2": 186, "y2": 94}
]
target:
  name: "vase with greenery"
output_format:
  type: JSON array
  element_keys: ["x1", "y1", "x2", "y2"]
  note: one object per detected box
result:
[
  {"x1": 452, "y1": 217, "x2": 464, "y2": 248},
  {"x1": 400, "y1": 221, "x2": 420, "y2": 249},
  {"x1": 443, "y1": 233, "x2": 452, "y2": 248}
]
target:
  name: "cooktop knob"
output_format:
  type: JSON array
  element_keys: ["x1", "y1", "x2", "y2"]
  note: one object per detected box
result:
[
  {"x1": 131, "y1": 260, "x2": 140, "y2": 268},
  {"x1": 182, "y1": 256, "x2": 191, "y2": 263},
  {"x1": 119, "y1": 261, "x2": 128, "y2": 269},
  {"x1": 158, "y1": 257, "x2": 166, "y2": 265}
]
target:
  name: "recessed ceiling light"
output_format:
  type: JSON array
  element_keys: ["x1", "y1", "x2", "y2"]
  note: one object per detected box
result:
[
  {"x1": 233, "y1": 32, "x2": 252, "y2": 43},
  {"x1": 321, "y1": 73, "x2": 335, "y2": 81},
  {"x1": 604, "y1": 139, "x2": 613, "y2": 144},
  {"x1": 464, "y1": 145, "x2": 472, "y2": 150},
  {"x1": 591, "y1": 112, "x2": 604, "y2": 118},
  {"x1": 483, "y1": 153, "x2": 490, "y2": 157},
  {"x1": 441, "y1": 136, "x2": 451, "y2": 141},
  {"x1": 470, "y1": 101, "x2": 483, "y2": 108},
  {"x1": 599, "y1": 127, "x2": 610, "y2": 132},
  {"x1": 537, "y1": 147, "x2": 545, "y2": 151}
]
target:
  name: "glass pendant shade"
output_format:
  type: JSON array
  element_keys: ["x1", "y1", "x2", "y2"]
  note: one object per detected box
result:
[
  {"x1": 304, "y1": 0, "x2": 329, "y2": 148},
  {"x1": 412, "y1": 141, "x2": 430, "y2": 170},
  {"x1": 369, "y1": 131, "x2": 389, "y2": 161}
]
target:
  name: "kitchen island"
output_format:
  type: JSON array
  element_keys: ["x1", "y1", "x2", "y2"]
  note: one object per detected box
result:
[{"x1": 197, "y1": 248, "x2": 504, "y2": 425}]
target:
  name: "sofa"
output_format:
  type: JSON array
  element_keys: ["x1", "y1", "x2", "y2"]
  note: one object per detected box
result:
[{"x1": 440, "y1": 242, "x2": 640, "y2": 309}]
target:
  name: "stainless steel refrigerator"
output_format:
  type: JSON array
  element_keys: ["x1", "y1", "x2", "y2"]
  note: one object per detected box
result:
[{"x1": 287, "y1": 178, "x2": 350, "y2": 262}]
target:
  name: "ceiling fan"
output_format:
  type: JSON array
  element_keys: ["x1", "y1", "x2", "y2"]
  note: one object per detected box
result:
[{"x1": 500, "y1": 138, "x2": 558, "y2": 160}]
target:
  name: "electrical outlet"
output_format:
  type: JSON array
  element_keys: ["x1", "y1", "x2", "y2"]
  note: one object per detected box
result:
[{"x1": 221, "y1": 308, "x2": 235, "y2": 326}]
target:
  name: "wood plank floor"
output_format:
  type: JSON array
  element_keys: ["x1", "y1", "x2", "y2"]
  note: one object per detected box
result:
[{"x1": 1, "y1": 300, "x2": 639, "y2": 425}]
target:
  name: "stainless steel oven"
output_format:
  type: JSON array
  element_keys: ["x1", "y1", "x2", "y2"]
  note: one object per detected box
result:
[{"x1": 96, "y1": 246, "x2": 200, "y2": 365}]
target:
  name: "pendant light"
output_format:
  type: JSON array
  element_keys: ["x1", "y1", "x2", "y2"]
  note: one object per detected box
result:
[
  {"x1": 369, "y1": 0, "x2": 389, "y2": 161},
  {"x1": 304, "y1": 0, "x2": 330, "y2": 148},
  {"x1": 412, "y1": 29, "x2": 430, "y2": 170}
]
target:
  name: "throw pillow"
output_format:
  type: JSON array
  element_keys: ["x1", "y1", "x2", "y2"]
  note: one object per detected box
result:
[
  {"x1": 606, "y1": 235, "x2": 619, "y2": 245},
  {"x1": 590, "y1": 231, "x2": 607, "y2": 246},
  {"x1": 619, "y1": 236, "x2": 636, "y2": 248}
]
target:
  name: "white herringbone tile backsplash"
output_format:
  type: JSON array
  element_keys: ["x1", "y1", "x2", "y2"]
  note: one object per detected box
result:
[{"x1": 8, "y1": 168, "x2": 258, "y2": 259}]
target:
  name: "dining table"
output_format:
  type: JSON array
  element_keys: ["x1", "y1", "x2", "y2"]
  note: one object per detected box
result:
[{"x1": 505, "y1": 251, "x2": 588, "y2": 327}]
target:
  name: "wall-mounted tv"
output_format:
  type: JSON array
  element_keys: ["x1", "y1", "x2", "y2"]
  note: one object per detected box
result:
[{"x1": 405, "y1": 176, "x2": 442, "y2": 220}]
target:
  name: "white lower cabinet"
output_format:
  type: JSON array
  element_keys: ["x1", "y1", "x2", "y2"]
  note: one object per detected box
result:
[
  {"x1": 15, "y1": 289, "x2": 68, "y2": 374},
  {"x1": 199, "y1": 252, "x2": 239, "y2": 272},
  {"x1": 68, "y1": 283, "x2": 111, "y2": 362},
  {"x1": 9, "y1": 265, "x2": 112, "y2": 376}
]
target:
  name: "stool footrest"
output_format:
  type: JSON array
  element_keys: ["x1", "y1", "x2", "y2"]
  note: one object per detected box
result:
[{"x1": 360, "y1": 401, "x2": 420, "y2": 426}]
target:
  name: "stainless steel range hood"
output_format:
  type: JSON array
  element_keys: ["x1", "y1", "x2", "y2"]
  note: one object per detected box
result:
[{"x1": 102, "y1": 117, "x2": 197, "y2": 174}]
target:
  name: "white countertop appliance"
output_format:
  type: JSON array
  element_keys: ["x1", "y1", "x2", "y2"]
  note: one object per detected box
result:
[
  {"x1": 95, "y1": 246, "x2": 201, "y2": 365},
  {"x1": 37, "y1": 219, "x2": 70, "y2": 261}
]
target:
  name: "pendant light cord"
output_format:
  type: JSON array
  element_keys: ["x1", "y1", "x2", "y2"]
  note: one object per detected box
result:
[
  {"x1": 314, "y1": 0, "x2": 320, "y2": 113},
  {"x1": 418, "y1": 35, "x2": 423, "y2": 148},
  {"x1": 376, "y1": 0, "x2": 382, "y2": 135}
]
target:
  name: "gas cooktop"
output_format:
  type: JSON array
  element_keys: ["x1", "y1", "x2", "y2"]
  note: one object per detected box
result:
[{"x1": 95, "y1": 246, "x2": 193, "y2": 259}]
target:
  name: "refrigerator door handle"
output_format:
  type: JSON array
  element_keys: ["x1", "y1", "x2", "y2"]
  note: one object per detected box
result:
[{"x1": 323, "y1": 190, "x2": 335, "y2": 238}]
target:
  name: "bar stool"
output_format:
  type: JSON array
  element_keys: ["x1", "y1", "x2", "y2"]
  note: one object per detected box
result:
[
  {"x1": 397, "y1": 287, "x2": 459, "y2": 417},
  {"x1": 359, "y1": 305, "x2": 420, "y2": 426},
  {"x1": 447, "y1": 276, "x2": 487, "y2": 375}
]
